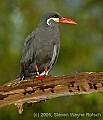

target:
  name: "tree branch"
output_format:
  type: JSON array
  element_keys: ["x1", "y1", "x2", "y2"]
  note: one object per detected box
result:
[{"x1": 0, "y1": 72, "x2": 103, "y2": 114}]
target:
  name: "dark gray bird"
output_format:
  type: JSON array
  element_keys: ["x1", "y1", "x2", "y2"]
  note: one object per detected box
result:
[{"x1": 20, "y1": 11, "x2": 77, "y2": 80}]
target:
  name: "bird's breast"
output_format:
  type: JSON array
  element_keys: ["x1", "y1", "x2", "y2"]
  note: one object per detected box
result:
[{"x1": 36, "y1": 26, "x2": 60, "y2": 42}]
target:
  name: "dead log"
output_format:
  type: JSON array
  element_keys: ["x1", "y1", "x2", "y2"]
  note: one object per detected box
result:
[{"x1": 0, "y1": 72, "x2": 103, "y2": 114}]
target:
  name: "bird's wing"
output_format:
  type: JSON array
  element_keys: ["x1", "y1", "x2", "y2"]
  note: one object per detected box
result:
[{"x1": 20, "y1": 31, "x2": 37, "y2": 78}]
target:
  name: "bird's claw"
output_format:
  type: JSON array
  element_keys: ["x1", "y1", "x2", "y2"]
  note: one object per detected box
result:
[
  {"x1": 34, "y1": 75, "x2": 42, "y2": 81},
  {"x1": 34, "y1": 66, "x2": 49, "y2": 81}
]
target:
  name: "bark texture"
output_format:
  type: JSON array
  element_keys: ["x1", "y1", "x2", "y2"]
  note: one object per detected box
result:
[{"x1": 0, "y1": 72, "x2": 103, "y2": 114}]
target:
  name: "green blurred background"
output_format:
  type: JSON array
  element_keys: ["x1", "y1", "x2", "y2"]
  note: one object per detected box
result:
[{"x1": 0, "y1": 0, "x2": 103, "y2": 120}]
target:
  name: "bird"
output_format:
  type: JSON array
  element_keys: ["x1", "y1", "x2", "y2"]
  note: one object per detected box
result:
[{"x1": 20, "y1": 11, "x2": 77, "y2": 80}]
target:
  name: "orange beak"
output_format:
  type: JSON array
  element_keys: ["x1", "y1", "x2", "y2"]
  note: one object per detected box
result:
[{"x1": 59, "y1": 17, "x2": 77, "y2": 25}]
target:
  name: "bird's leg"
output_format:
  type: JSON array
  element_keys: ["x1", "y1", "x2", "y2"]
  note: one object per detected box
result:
[
  {"x1": 44, "y1": 67, "x2": 48, "y2": 75},
  {"x1": 44, "y1": 67, "x2": 49, "y2": 78},
  {"x1": 34, "y1": 66, "x2": 42, "y2": 81}
]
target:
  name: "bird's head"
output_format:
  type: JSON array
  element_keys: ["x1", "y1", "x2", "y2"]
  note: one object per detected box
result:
[{"x1": 39, "y1": 11, "x2": 77, "y2": 27}]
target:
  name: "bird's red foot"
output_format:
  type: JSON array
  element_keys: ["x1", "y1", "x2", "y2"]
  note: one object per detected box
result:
[
  {"x1": 34, "y1": 66, "x2": 42, "y2": 81},
  {"x1": 34, "y1": 75, "x2": 42, "y2": 81},
  {"x1": 34, "y1": 66, "x2": 50, "y2": 81}
]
